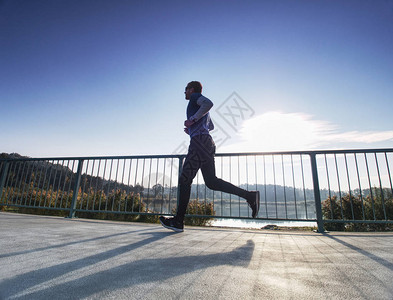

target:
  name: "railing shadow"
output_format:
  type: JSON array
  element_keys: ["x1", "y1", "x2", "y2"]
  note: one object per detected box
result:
[
  {"x1": 0, "y1": 231, "x2": 169, "y2": 299},
  {"x1": 1, "y1": 237, "x2": 254, "y2": 299},
  {"x1": 0, "y1": 227, "x2": 156, "y2": 259},
  {"x1": 322, "y1": 233, "x2": 393, "y2": 271}
]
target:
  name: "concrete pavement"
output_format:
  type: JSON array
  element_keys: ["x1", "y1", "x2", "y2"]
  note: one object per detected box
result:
[{"x1": 0, "y1": 212, "x2": 392, "y2": 299}]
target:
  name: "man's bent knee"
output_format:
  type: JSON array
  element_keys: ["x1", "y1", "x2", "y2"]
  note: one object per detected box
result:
[{"x1": 204, "y1": 177, "x2": 220, "y2": 190}]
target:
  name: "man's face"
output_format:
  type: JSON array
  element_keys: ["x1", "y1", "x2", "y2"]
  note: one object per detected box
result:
[{"x1": 184, "y1": 86, "x2": 194, "y2": 100}]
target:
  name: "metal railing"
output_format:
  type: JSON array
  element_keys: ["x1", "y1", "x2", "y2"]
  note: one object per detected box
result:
[{"x1": 1, "y1": 149, "x2": 393, "y2": 232}]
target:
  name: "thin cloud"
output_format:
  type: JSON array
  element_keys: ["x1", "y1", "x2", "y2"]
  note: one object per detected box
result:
[
  {"x1": 325, "y1": 131, "x2": 393, "y2": 144},
  {"x1": 220, "y1": 112, "x2": 393, "y2": 152}
]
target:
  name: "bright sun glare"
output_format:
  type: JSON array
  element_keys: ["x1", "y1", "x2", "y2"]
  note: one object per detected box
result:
[{"x1": 220, "y1": 112, "x2": 393, "y2": 153}]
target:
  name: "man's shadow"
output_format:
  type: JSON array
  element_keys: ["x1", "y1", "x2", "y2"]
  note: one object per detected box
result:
[{"x1": 4, "y1": 234, "x2": 255, "y2": 299}]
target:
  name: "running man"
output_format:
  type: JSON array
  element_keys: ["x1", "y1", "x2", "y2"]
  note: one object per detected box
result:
[{"x1": 160, "y1": 81, "x2": 260, "y2": 232}]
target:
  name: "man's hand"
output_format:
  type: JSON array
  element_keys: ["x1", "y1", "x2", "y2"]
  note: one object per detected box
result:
[
  {"x1": 184, "y1": 127, "x2": 189, "y2": 135},
  {"x1": 184, "y1": 119, "x2": 195, "y2": 128}
]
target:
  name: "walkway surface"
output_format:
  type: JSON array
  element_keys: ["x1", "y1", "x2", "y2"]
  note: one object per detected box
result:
[{"x1": 0, "y1": 212, "x2": 392, "y2": 300}]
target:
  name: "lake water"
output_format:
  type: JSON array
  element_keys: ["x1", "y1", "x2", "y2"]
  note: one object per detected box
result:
[{"x1": 211, "y1": 218, "x2": 317, "y2": 229}]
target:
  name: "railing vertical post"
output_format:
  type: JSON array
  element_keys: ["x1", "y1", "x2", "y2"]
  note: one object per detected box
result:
[
  {"x1": 176, "y1": 156, "x2": 184, "y2": 211},
  {"x1": 0, "y1": 161, "x2": 10, "y2": 202},
  {"x1": 310, "y1": 153, "x2": 325, "y2": 233},
  {"x1": 68, "y1": 159, "x2": 84, "y2": 218}
]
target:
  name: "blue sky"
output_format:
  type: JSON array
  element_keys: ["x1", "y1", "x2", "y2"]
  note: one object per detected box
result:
[{"x1": 1, "y1": 0, "x2": 393, "y2": 157}]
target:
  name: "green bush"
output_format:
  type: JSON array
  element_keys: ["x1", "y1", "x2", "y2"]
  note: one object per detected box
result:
[
  {"x1": 171, "y1": 199, "x2": 215, "y2": 226},
  {"x1": 322, "y1": 189, "x2": 393, "y2": 231}
]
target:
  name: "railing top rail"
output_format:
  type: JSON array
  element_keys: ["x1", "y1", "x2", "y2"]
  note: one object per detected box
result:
[
  {"x1": 1, "y1": 148, "x2": 393, "y2": 162},
  {"x1": 216, "y1": 148, "x2": 393, "y2": 157},
  {"x1": 0, "y1": 154, "x2": 185, "y2": 162},
  {"x1": 304, "y1": 148, "x2": 393, "y2": 155}
]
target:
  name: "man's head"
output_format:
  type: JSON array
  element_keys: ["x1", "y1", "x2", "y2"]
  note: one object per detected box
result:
[{"x1": 185, "y1": 81, "x2": 202, "y2": 100}]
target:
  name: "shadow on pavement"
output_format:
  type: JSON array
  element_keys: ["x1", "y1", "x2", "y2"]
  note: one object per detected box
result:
[
  {"x1": 322, "y1": 233, "x2": 393, "y2": 271},
  {"x1": 0, "y1": 227, "x2": 157, "y2": 259},
  {"x1": 1, "y1": 235, "x2": 254, "y2": 299}
]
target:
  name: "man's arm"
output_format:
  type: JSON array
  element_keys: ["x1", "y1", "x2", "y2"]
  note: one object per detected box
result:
[
  {"x1": 190, "y1": 95, "x2": 213, "y2": 122},
  {"x1": 185, "y1": 95, "x2": 214, "y2": 128}
]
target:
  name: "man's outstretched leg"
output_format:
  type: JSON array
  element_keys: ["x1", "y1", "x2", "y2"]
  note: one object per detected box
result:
[
  {"x1": 201, "y1": 157, "x2": 260, "y2": 218},
  {"x1": 202, "y1": 175, "x2": 260, "y2": 214}
]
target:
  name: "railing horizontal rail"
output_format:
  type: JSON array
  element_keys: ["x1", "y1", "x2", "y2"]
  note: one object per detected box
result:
[
  {"x1": 0, "y1": 154, "x2": 185, "y2": 162},
  {"x1": 3, "y1": 148, "x2": 393, "y2": 162}
]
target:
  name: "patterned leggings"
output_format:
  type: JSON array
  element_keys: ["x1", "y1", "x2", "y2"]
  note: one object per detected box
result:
[{"x1": 176, "y1": 134, "x2": 249, "y2": 222}]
